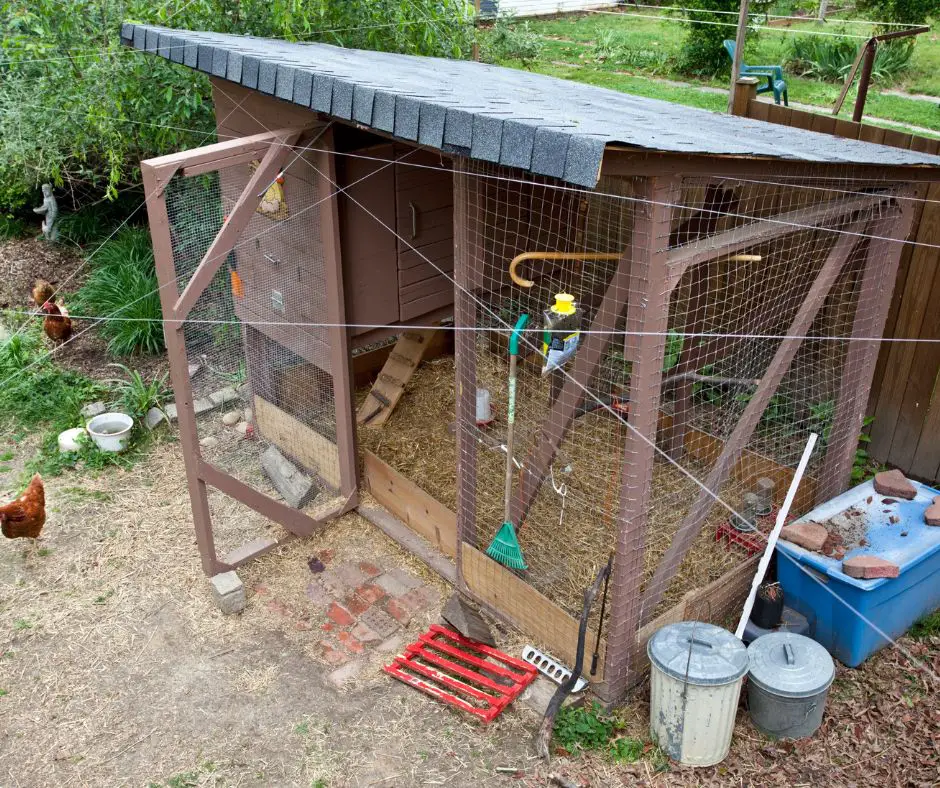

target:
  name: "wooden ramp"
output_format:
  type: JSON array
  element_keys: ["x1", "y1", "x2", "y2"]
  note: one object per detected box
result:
[{"x1": 357, "y1": 328, "x2": 440, "y2": 426}]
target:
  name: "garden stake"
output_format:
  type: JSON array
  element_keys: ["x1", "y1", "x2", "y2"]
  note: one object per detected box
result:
[{"x1": 486, "y1": 314, "x2": 530, "y2": 570}]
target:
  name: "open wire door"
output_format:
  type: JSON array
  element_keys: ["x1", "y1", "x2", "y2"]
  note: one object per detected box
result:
[{"x1": 141, "y1": 125, "x2": 358, "y2": 576}]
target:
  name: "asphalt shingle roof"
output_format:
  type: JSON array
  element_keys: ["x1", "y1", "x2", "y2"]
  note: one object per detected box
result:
[{"x1": 122, "y1": 23, "x2": 940, "y2": 187}]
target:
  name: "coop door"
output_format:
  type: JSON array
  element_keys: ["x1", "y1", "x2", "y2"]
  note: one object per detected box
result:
[{"x1": 141, "y1": 125, "x2": 357, "y2": 575}]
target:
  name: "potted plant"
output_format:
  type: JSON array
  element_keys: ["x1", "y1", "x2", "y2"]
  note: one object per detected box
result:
[{"x1": 751, "y1": 582, "x2": 784, "y2": 629}]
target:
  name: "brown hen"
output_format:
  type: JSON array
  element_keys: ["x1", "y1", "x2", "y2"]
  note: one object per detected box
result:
[
  {"x1": 42, "y1": 300, "x2": 73, "y2": 343},
  {"x1": 32, "y1": 279, "x2": 54, "y2": 308},
  {"x1": 1, "y1": 475, "x2": 46, "y2": 541}
]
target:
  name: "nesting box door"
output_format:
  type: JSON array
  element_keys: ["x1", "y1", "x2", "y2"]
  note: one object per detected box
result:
[{"x1": 336, "y1": 143, "x2": 454, "y2": 334}]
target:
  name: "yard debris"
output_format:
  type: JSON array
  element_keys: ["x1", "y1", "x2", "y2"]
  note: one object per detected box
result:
[
  {"x1": 873, "y1": 469, "x2": 917, "y2": 500},
  {"x1": 80, "y1": 401, "x2": 106, "y2": 419},
  {"x1": 780, "y1": 521, "x2": 829, "y2": 552},
  {"x1": 841, "y1": 555, "x2": 900, "y2": 579},
  {"x1": 925, "y1": 496, "x2": 940, "y2": 526}
]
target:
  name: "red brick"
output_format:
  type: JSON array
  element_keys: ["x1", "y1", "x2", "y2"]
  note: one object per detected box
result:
[
  {"x1": 873, "y1": 469, "x2": 916, "y2": 501},
  {"x1": 351, "y1": 621, "x2": 381, "y2": 644},
  {"x1": 295, "y1": 621, "x2": 312, "y2": 631},
  {"x1": 359, "y1": 561, "x2": 382, "y2": 578},
  {"x1": 925, "y1": 496, "x2": 940, "y2": 527},
  {"x1": 356, "y1": 584, "x2": 386, "y2": 604},
  {"x1": 321, "y1": 623, "x2": 335, "y2": 632},
  {"x1": 780, "y1": 522, "x2": 829, "y2": 553},
  {"x1": 265, "y1": 599, "x2": 291, "y2": 617},
  {"x1": 386, "y1": 598, "x2": 412, "y2": 624},
  {"x1": 337, "y1": 631, "x2": 364, "y2": 654},
  {"x1": 319, "y1": 549, "x2": 335, "y2": 564},
  {"x1": 842, "y1": 555, "x2": 900, "y2": 579},
  {"x1": 327, "y1": 602, "x2": 354, "y2": 626},
  {"x1": 320, "y1": 643, "x2": 349, "y2": 666},
  {"x1": 344, "y1": 594, "x2": 371, "y2": 616}
]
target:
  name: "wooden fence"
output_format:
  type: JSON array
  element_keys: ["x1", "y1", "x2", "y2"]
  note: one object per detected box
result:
[{"x1": 731, "y1": 78, "x2": 940, "y2": 483}]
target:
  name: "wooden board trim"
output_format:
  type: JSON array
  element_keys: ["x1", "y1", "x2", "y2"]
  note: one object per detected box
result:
[
  {"x1": 362, "y1": 450, "x2": 457, "y2": 557},
  {"x1": 253, "y1": 395, "x2": 341, "y2": 489}
]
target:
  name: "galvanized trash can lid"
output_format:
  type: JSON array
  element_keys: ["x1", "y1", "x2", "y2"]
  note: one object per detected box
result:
[
  {"x1": 747, "y1": 632, "x2": 835, "y2": 698},
  {"x1": 647, "y1": 621, "x2": 749, "y2": 686}
]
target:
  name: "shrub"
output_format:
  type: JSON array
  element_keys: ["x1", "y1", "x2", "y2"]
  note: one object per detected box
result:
[
  {"x1": 788, "y1": 35, "x2": 913, "y2": 82},
  {"x1": 74, "y1": 228, "x2": 164, "y2": 355},
  {"x1": 480, "y1": 14, "x2": 543, "y2": 67},
  {"x1": 0, "y1": 215, "x2": 27, "y2": 240},
  {"x1": 676, "y1": 0, "x2": 745, "y2": 77},
  {"x1": 0, "y1": 0, "x2": 474, "y2": 212}
]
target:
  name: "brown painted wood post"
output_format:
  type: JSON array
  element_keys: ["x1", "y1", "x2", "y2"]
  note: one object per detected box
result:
[
  {"x1": 319, "y1": 131, "x2": 359, "y2": 503},
  {"x1": 453, "y1": 158, "x2": 479, "y2": 584},
  {"x1": 731, "y1": 76, "x2": 760, "y2": 117},
  {"x1": 141, "y1": 162, "x2": 221, "y2": 577},
  {"x1": 600, "y1": 175, "x2": 680, "y2": 703},
  {"x1": 817, "y1": 192, "x2": 917, "y2": 502}
]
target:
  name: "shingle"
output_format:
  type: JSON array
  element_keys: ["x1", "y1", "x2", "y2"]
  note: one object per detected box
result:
[
  {"x1": 258, "y1": 61, "x2": 277, "y2": 94},
  {"x1": 311, "y1": 75, "x2": 333, "y2": 113},
  {"x1": 394, "y1": 97, "x2": 420, "y2": 141},
  {"x1": 352, "y1": 86, "x2": 375, "y2": 125},
  {"x1": 293, "y1": 70, "x2": 313, "y2": 108},
  {"x1": 212, "y1": 48, "x2": 228, "y2": 77},
  {"x1": 197, "y1": 44, "x2": 215, "y2": 73},
  {"x1": 241, "y1": 56, "x2": 260, "y2": 90},
  {"x1": 443, "y1": 108, "x2": 473, "y2": 149},
  {"x1": 530, "y1": 128, "x2": 570, "y2": 179},
  {"x1": 372, "y1": 92, "x2": 396, "y2": 132},
  {"x1": 499, "y1": 119, "x2": 537, "y2": 171},
  {"x1": 226, "y1": 50, "x2": 243, "y2": 82},
  {"x1": 331, "y1": 81, "x2": 353, "y2": 119},
  {"x1": 470, "y1": 114, "x2": 503, "y2": 163},
  {"x1": 183, "y1": 39, "x2": 198, "y2": 68},
  {"x1": 275, "y1": 65, "x2": 294, "y2": 100},
  {"x1": 564, "y1": 135, "x2": 607, "y2": 188},
  {"x1": 417, "y1": 102, "x2": 446, "y2": 149}
]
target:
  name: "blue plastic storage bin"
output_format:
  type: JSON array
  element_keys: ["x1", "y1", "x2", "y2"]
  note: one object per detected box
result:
[{"x1": 776, "y1": 479, "x2": 940, "y2": 667}]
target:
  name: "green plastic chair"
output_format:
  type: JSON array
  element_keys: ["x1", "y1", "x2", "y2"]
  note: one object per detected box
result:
[{"x1": 723, "y1": 40, "x2": 789, "y2": 106}]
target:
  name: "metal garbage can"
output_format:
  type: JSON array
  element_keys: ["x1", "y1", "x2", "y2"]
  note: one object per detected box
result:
[
  {"x1": 648, "y1": 621, "x2": 749, "y2": 766},
  {"x1": 746, "y1": 632, "x2": 835, "y2": 739}
]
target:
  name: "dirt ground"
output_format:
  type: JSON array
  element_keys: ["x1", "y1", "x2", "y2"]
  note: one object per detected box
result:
[{"x1": 1, "y1": 437, "x2": 938, "y2": 787}]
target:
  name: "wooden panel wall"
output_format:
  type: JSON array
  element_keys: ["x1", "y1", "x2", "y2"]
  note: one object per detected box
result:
[{"x1": 739, "y1": 99, "x2": 940, "y2": 483}]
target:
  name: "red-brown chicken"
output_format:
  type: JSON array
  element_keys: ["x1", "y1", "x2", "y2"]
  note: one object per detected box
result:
[
  {"x1": 41, "y1": 300, "x2": 73, "y2": 343},
  {"x1": 32, "y1": 279, "x2": 54, "y2": 308},
  {"x1": 0, "y1": 475, "x2": 46, "y2": 541}
]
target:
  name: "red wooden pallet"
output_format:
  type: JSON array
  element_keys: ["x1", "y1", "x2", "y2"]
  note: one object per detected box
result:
[{"x1": 383, "y1": 624, "x2": 537, "y2": 722}]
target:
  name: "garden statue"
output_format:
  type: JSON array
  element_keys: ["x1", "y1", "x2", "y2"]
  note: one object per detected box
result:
[{"x1": 33, "y1": 183, "x2": 59, "y2": 242}]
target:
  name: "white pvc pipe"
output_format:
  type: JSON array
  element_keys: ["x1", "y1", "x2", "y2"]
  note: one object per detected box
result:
[{"x1": 735, "y1": 432, "x2": 819, "y2": 640}]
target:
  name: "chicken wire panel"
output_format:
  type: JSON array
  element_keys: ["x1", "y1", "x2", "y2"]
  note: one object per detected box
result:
[
  {"x1": 163, "y1": 151, "x2": 342, "y2": 521},
  {"x1": 639, "y1": 174, "x2": 908, "y2": 622},
  {"x1": 459, "y1": 162, "x2": 643, "y2": 621},
  {"x1": 456, "y1": 163, "x2": 908, "y2": 631}
]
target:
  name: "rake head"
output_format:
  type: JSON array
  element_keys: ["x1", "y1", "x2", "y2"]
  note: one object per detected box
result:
[{"x1": 485, "y1": 522, "x2": 528, "y2": 570}]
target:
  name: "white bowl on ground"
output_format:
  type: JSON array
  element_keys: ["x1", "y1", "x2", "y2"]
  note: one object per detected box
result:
[
  {"x1": 86, "y1": 412, "x2": 134, "y2": 453},
  {"x1": 58, "y1": 427, "x2": 87, "y2": 453}
]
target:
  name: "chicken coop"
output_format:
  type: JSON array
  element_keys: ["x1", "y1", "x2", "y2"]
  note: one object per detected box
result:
[{"x1": 127, "y1": 24, "x2": 940, "y2": 702}]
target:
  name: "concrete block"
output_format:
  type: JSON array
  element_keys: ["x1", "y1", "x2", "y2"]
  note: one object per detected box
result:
[
  {"x1": 211, "y1": 571, "x2": 246, "y2": 614},
  {"x1": 519, "y1": 676, "x2": 578, "y2": 717},
  {"x1": 145, "y1": 407, "x2": 167, "y2": 431},
  {"x1": 328, "y1": 658, "x2": 366, "y2": 688},
  {"x1": 80, "y1": 401, "x2": 106, "y2": 419},
  {"x1": 385, "y1": 567, "x2": 423, "y2": 591},
  {"x1": 193, "y1": 398, "x2": 216, "y2": 416},
  {"x1": 209, "y1": 387, "x2": 238, "y2": 408},
  {"x1": 260, "y1": 445, "x2": 318, "y2": 508},
  {"x1": 373, "y1": 572, "x2": 411, "y2": 597},
  {"x1": 164, "y1": 403, "x2": 178, "y2": 422}
]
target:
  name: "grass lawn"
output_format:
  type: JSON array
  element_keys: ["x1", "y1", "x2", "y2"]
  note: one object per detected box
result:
[{"x1": 505, "y1": 11, "x2": 939, "y2": 136}]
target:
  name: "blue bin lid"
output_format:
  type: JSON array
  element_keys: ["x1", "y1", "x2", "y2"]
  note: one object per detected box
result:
[
  {"x1": 747, "y1": 632, "x2": 835, "y2": 698},
  {"x1": 647, "y1": 621, "x2": 748, "y2": 686}
]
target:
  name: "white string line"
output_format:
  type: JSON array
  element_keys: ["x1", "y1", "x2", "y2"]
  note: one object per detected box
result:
[
  {"x1": 1, "y1": 84, "x2": 264, "y2": 346},
  {"x1": 4, "y1": 141, "x2": 934, "y2": 679},
  {"x1": 295, "y1": 151, "x2": 936, "y2": 681},
  {"x1": 505, "y1": 1, "x2": 924, "y2": 26},
  {"x1": 8, "y1": 314, "x2": 940, "y2": 345},
  {"x1": 0, "y1": 13, "x2": 476, "y2": 68},
  {"x1": 580, "y1": 8, "x2": 874, "y2": 38},
  {"x1": 0, "y1": 139, "x2": 420, "y2": 393}
]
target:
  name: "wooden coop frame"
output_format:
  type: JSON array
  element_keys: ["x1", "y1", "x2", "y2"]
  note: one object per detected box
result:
[{"x1": 128, "y1": 24, "x2": 940, "y2": 704}]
